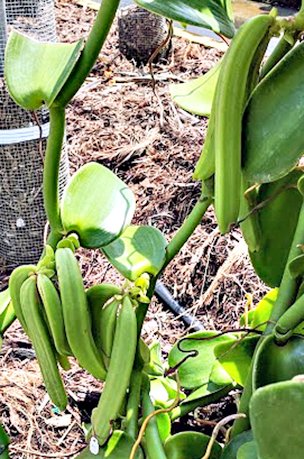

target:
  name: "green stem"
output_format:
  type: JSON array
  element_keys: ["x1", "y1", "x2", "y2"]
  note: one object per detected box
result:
[
  {"x1": 136, "y1": 277, "x2": 157, "y2": 336},
  {"x1": 260, "y1": 32, "x2": 295, "y2": 79},
  {"x1": 170, "y1": 384, "x2": 233, "y2": 422},
  {"x1": 141, "y1": 376, "x2": 168, "y2": 459},
  {"x1": 230, "y1": 345, "x2": 258, "y2": 437},
  {"x1": 274, "y1": 293, "x2": 304, "y2": 340},
  {"x1": 0, "y1": 424, "x2": 9, "y2": 459},
  {"x1": 0, "y1": 301, "x2": 15, "y2": 335},
  {"x1": 55, "y1": 0, "x2": 120, "y2": 107},
  {"x1": 45, "y1": 229, "x2": 63, "y2": 250},
  {"x1": 266, "y1": 201, "x2": 304, "y2": 331},
  {"x1": 136, "y1": 193, "x2": 212, "y2": 344},
  {"x1": 125, "y1": 369, "x2": 143, "y2": 439},
  {"x1": 43, "y1": 107, "x2": 65, "y2": 236},
  {"x1": 164, "y1": 194, "x2": 212, "y2": 268}
]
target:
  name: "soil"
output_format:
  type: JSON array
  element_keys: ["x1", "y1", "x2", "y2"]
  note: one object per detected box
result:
[{"x1": 0, "y1": 1, "x2": 268, "y2": 457}]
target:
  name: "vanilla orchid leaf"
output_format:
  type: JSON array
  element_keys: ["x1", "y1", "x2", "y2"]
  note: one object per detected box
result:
[
  {"x1": 168, "y1": 331, "x2": 235, "y2": 389},
  {"x1": 134, "y1": 0, "x2": 235, "y2": 38},
  {"x1": 5, "y1": 30, "x2": 83, "y2": 110},
  {"x1": 102, "y1": 225, "x2": 167, "y2": 281},
  {"x1": 165, "y1": 432, "x2": 222, "y2": 459},
  {"x1": 61, "y1": 162, "x2": 135, "y2": 249},
  {"x1": 170, "y1": 61, "x2": 221, "y2": 116}
]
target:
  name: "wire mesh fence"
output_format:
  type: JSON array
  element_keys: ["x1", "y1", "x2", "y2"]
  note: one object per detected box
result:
[{"x1": 0, "y1": 0, "x2": 69, "y2": 266}]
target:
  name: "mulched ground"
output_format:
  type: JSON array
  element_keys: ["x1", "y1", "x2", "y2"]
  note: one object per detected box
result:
[{"x1": 0, "y1": 1, "x2": 268, "y2": 457}]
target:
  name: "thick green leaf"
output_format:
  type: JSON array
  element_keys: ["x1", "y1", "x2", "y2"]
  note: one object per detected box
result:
[
  {"x1": 288, "y1": 253, "x2": 304, "y2": 279},
  {"x1": 5, "y1": 31, "x2": 83, "y2": 110},
  {"x1": 0, "y1": 423, "x2": 9, "y2": 459},
  {"x1": 76, "y1": 431, "x2": 143, "y2": 458},
  {"x1": 237, "y1": 441, "x2": 258, "y2": 459},
  {"x1": 214, "y1": 336, "x2": 259, "y2": 386},
  {"x1": 249, "y1": 169, "x2": 303, "y2": 287},
  {"x1": 170, "y1": 62, "x2": 221, "y2": 117},
  {"x1": 242, "y1": 41, "x2": 304, "y2": 184},
  {"x1": 171, "y1": 383, "x2": 232, "y2": 421},
  {"x1": 0, "y1": 289, "x2": 10, "y2": 316},
  {"x1": 102, "y1": 225, "x2": 167, "y2": 280},
  {"x1": 222, "y1": 431, "x2": 253, "y2": 459},
  {"x1": 240, "y1": 289, "x2": 278, "y2": 331},
  {"x1": 135, "y1": 0, "x2": 235, "y2": 38},
  {"x1": 156, "y1": 412, "x2": 171, "y2": 443},
  {"x1": 252, "y1": 334, "x2": 304, "y2": 390},
  {"x1": 150, "y1": 377, "x2": 185, "y2": 408},
  {"x1": 61, "y1": 162, "x2": 135, "y2": 249},
  {"x1": 144, "y1": 341, "x2": 164, "y2": 376},
  {"x1": 0, "y1": 302, "x2": 15, "y2": 335},
  {"x1": 168, "y1": 331, "x2": 235, "y2": 389},
  {"x1": 250, "y1": 381, "x2": 304, "y2": 459},
  {"x1": 164, "y1": 432, "x2": 222, "y2": 459},
  {"x1": 183, "y1": 381, "x2": 228, "y2": 404},
  {"x1": 0, "y1": 288, "x2": 14, "y2": 335}
]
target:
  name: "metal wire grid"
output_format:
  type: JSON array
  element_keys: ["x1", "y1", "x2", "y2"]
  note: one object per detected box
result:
[{"x1": 0, "y1": 0, "x2": 69, "y2": 266}]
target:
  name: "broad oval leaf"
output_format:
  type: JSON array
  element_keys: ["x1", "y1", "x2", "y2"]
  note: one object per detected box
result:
[
  {"x1": 221, "y1": 431, "x2": 253, "y2": 459},
  {"x1": 5, "y1": 31, "x2": 83, "y2": 110},
  {"x1": 214, "y1": 335, "x2": 259, "y2": 387},
  {"x1": 156, "y1": 412, "x2": 171, "y2": 443},
  {"x1": 0, "y1": 423, "x2": 9, "y2": 457},
  {"x1": 164, "y1": 432, "x2": 222, "y2": 459},
  {"x1": 170, "y1": 61, "x2": 221, "y2": 117},
  {"x1": 240, "y1": 288, "x2": 278, "y2": 332},
  {"x1": 102, "y1": 225, "x2": 167, "y2": 280},
  {"x1": 144, "y1": 341, "x2": 164, "y2": 376},
  {"x1": 242, "y1": 42, "x2": 304, "y2": 183},
  {"x1": 288, "y1": 253, "x2": 304, "y2": 279},
  {"x1": 76, "y1": 431, "x2": 143, "y2": 458},
  {"x1": 0, "y1": 288, "x2": 14, "y2": 335},
  {"x1": 182, "y1": 381, "x2": 231, "y2": 404},
  {"x1": 0, "y1": 288, "x2": 11, "y2": 316},
  {"x1": 135, "y1": 0, "x2": 235, "y2": 38},
  {"x1": 250, "y1": 381, "x2": 304, "y2": 459},
  {"x1": 237, "y1": 441, "x2": 258, "y2": 459},
  {"x1": 61, "y1": 162, "x2": 135, "y2": 249},
  {"x1": 168, "y1": 331, "x2": 235, "y2": 389},
  {"x1": 150, "y1": 376, "x2": 185, "y2": 408},
  {"x1": 171, "y1": 382, "x2": 233, "y2": 421},
  {"x1": 249, "y1": 169, "x2": 303, "y2": 287},
  {"x1": 252, "y1": 334, "x2": 304, "y2": 391}
]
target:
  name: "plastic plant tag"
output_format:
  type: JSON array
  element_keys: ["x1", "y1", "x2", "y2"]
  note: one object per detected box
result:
[
  {"x1": 164, "y1": 431, "x2": 222, "y2": 459},
  {"x1": 61, "y1": 162, "x2": 136, "y2": 249},
  {"x1": 102, "y1": 225, "x2": 167, "y2": 280},
  {"x1": 250, "y1": 381, "x2": 304, "y2": 459},
  {"x1": 170, "y1": 61, "x2": 221, "y2": 117},
  {"x1": 89, "y1": 437, "x2": 99, "y2": 455},
  {"x1": 134, "y1": 0, "x2": 235, "y2": 38},
  {"x1": 5, "y1": 30, "x2": 83, "y2": 110},
  {"x1": 77, "y1": 431, "x2": 143, "y2": 458}
]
